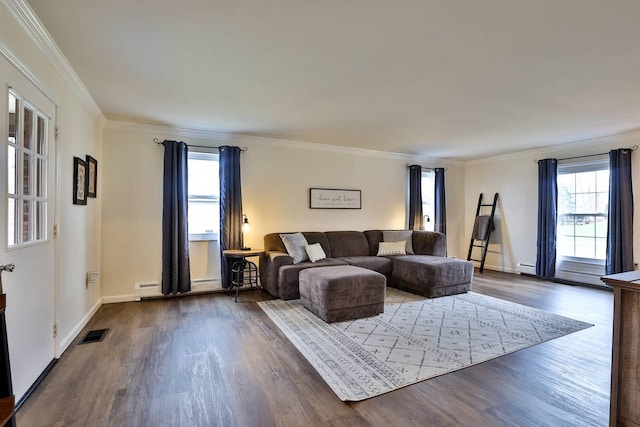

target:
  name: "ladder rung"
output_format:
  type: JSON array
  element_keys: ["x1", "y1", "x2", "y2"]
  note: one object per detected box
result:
[
  {"x1": 469, "y1": 258, "x2": 482, "y2": 262},
  {"x1": 472, "y1": 244, "x2": 484, "y2": 248}
]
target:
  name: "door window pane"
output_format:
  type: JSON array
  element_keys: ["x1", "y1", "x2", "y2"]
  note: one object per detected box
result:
[
  {"x1": 8, "y1": 94, "x2": 17, "y2": 144},
  {"x1": 36, "y1": 158, "x2": 45, "y2": 197},
  {"x1": 23, "y1": 200, "x2": 31, "y2": 242},
  {"x1": 8, "y1": 145, "x2": 16, "y2": 195},
  {"x1": 37, "y1": 116, "x2": 46, "y2": 155},
  {"x1": 23, "y1": 106, "x2": 33, "y2": 150},
  {"x1": 36, "y1": 201, "x2": 45, "y2": 240},
  {"x1": 23, "y1": 152, "x2": 31, "y2": 195},
  {"x1": 7, "y1": 90, "x2": 49, "y2": 247},
  {"x1": 7, "y1": 198, "x2": 17, "y2": 246}
]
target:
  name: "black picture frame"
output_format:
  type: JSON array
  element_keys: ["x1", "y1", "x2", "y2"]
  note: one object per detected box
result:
[
  {"x1": 73, "y1": 156, "x2": 87, "y2": 205},
  {"x1": 309, "y1": 188, "x2": 362, "y2": 209},
  {"x1": 86, "y1": 155, "x2": 97, "y2": 198}
]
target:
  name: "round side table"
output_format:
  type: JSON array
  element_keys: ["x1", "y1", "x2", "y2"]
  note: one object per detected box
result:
[{"x1": 222, "y1": 249, "x2": 265, "y2": 302}]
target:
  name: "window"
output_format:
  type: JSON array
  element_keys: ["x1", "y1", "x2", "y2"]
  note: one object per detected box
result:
[
  {"x1": 7, "y1": 89, "x2": 49, "y2": 247},
  {"x1": 187, "y1": 151, "x2": 219, "y2": 241},
  {"x1": 421, "y1": 170, "x2": 434, "y2": 231},
  {"x1": 557, "y1": 159, "x2": 609, "y2": 261}
]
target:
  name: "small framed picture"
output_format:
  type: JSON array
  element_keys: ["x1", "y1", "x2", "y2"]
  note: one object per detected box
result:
[
  {"x1": 86, "y1": 155, "x2": 97, "y2": 198},
  {"x1": 73, "y1": 156, "x2": 87, "y2": 205}
]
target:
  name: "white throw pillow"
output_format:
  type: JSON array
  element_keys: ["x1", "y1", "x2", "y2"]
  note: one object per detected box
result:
[
  {"x1": 377, "y1": 241, "x2": 406, "y2": 256},
  {"x1": 383, "y1": 230, "x2": 414, "y2": 254},
  {"x1": 305, "y1": 243, "x2": 327, "y2": 263},
  {"x1": 280, "y1": 233, "x2": 310, "y2": 264}
]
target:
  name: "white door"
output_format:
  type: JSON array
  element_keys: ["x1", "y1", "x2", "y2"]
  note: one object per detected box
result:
[{"x1": 0, "y1": 54, "x2": 57, "y2": 401}]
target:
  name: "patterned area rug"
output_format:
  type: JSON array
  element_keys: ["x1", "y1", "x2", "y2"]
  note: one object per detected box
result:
[{"x1": 257, "y1": 288, "x2": 592, "y2": 401}]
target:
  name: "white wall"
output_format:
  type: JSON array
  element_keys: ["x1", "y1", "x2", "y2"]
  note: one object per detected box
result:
[
  {"x1": 0, "y1": 0, "x2": 103, "y2": 394},
  {"x1": 463, "y1": 130, "x2": 640, "y2": 273},
  {"x1": 100, "y1": 124, "x2": 463, "y2": 300}
]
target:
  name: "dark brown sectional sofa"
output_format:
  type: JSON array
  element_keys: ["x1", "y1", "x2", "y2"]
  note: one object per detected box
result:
[{"x1": 259, "y1": 230, "x2": 473, "y2": 300}]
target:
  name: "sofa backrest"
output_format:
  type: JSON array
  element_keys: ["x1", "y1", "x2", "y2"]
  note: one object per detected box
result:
[
  {"x1": 325, "y1": 231, "x2": 369, "y2": 257},
  {"x1": 364, "y1": 229, "x2": 447, "y2": 257},
  {"x1": 412, "y1": 230, "x2": 447, "y2": 256},
  {"x1": 363, "y1": 230, "x2": 384, "y2": 255},
  {"x1": 263, "y1": 232, "x2": 333, "y2": 258},
  {"x1": 264, "y1": 229, "x2": 446, "y2": 258}
]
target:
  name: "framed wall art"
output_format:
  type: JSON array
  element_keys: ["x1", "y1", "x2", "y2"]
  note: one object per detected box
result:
[
  {"x1": 86, "y1": 155, "x2": 97, "y2": 198},
  {"x1": 309, "y1": 188, "x2": 361, "y2": 209},
  {"x1": 73, "y1": 156, "x2": 87, "y2": 205}
]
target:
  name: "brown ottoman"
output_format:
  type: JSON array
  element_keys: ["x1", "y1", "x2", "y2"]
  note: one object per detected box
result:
[
  {"x1": 299, "y1": 266, "x2": 386, "y2": 323},
  {"x1": 390, "y1": 255, "x2": 473, "y2": 298}
]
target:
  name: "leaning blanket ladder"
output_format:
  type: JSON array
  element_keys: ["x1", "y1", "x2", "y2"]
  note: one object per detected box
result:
[{"x1": 467, "y1": 193, "x2": 499, "y2": 273}]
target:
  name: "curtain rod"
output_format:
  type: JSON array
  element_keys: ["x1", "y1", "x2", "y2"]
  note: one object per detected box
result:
[
  {"x1": 153, "y1": 138, "x2": 248, "y2": 152},
  {"x1": 406, "y1": 164, "x2": 448, "y2": 172},
  {"x1": 534, "y1": 145, "x2": 637, "y2": 164}
]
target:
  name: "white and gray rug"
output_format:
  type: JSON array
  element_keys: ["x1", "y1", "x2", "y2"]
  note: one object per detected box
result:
[{"x1": 257, "y1": 288, "x2": 592, "y2": 401}]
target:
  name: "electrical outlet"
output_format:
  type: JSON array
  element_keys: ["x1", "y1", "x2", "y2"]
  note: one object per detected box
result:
[{"x1": 86, "y1": 271, "x2": 100, "y2": 288}]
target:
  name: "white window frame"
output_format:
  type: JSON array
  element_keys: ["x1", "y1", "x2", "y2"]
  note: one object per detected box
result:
[
  {"x1": 421, "y1": 170, "x2": 435, "y2": 232},
  {"x1": 556, "y1": 158, "x2": 609, "y2": 265},
  {"x1": 187, "y1": 151, "x2": 219, "y2": 242},
  {"x1": 7, "y1": 88, "x2": 49, "y2": 249}
]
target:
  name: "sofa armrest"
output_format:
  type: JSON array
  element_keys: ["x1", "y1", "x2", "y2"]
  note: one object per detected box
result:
[
  {"x1": 412, "y1": 231, "x2": 447, "y2": 257},
  {"x1": 259, "y1": 251, "x2": 293, "y2": 298}
]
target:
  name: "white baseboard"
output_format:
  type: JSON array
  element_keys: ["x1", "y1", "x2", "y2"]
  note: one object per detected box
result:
[
  {"x1": 470, "y1": 262, "x2": 519, "y2": 275},
  {"x1": 57, "y1": 298, "x2": 102, "y2": 357},
  {"x1": 102, "y1": 294, "x2": 137, "y2": 303}
]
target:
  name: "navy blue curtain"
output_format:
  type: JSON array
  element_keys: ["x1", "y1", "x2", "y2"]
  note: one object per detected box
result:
[
  {"x1": 161, "y1": 140, "x2": 191, "y2": 295},
  {"x1": 606, "y1": 148, "x2": 634, "y2": 275},
  {"x1": 219, "y1": 146, "x2": 243, "y2": 289},
  {"x1": 408, "y1": 165, "x2": 423, "y2": 230},
  {"x1": 434, "y1": 168, "x2": 446, "y2": 234},
  {"x1": 536, "y1": 158, "x2": 557, "y2": 278}
]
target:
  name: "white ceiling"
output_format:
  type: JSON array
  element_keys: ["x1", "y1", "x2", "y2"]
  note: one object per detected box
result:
[{"x1": 26, "y1": 0, "x2": 640, "y2": 160}]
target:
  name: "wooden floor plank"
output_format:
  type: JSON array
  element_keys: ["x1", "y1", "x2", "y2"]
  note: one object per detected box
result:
[{"x1": 17, "y1": 271, "x2": 612, "y2": 426}]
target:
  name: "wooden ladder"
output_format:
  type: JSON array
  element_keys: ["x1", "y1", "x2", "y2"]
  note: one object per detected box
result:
[{"x1": 467, "y1": 193, "x2": 499, "y2": 273}]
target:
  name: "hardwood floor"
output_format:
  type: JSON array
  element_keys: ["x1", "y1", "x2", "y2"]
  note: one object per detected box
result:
[{"x1": 17, "y1": 271, "x2": 613, "y2": 426}]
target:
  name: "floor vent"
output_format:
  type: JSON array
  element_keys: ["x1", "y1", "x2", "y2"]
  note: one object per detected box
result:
[{"x1": 78, "y1": 328, "x2": 109, "y2": 345}]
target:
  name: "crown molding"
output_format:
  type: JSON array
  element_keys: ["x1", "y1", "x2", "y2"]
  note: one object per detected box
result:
[
  {"x1": 104, "y1": 119, "x2": 445, "y2": 163},
  {"x1": 464, "y1": 128, "x2": 640, "y2": 167},
  {"x1": 1, "y1": 0, "x2": 106, "y2": 125},
  {"x1": 0, "y1": 39, "x2": 59, "y2": 104}
]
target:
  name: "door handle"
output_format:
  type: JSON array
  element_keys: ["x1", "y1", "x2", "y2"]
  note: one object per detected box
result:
[{"x1": 0, "y1": 263, "x2": 15, "y2": 294}]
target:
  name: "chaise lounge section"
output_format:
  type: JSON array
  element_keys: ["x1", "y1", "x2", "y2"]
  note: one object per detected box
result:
[{"x1": 259, "y1": 230, "x2": 473, "y2": 300}]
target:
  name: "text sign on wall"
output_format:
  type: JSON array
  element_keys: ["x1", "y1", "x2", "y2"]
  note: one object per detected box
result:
[{"x1": 309, "y1": 188, "x2": 361, "y2": 209}]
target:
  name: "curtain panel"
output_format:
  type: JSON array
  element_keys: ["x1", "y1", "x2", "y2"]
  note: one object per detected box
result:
[
  {"x1": 536, "y1": 158, "x2": 557, "y2": 278},
  {"x1": 434, "y1": 168, "x2": 447, "y2": 234},
  {"x1": 408, "y1": 165, "x2": 423, "y2": 230},
  {"x1": 161, "y1": 140, "x2": 191, "y2": 295},
  {"x1": 219, "y1": 146, "x2": 244, "y2": 289},
  {"x1": 606, "y1": 148, "x2": 634, "y2": 275}
]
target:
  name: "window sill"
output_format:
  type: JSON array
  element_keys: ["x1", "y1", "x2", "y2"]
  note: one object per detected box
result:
[
  {"x1": 558, "y1": 256, "x2": 605, "y2": 266},
  {"x1": 189, "y1": 234, "x2": 219, "y2": 242}
]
